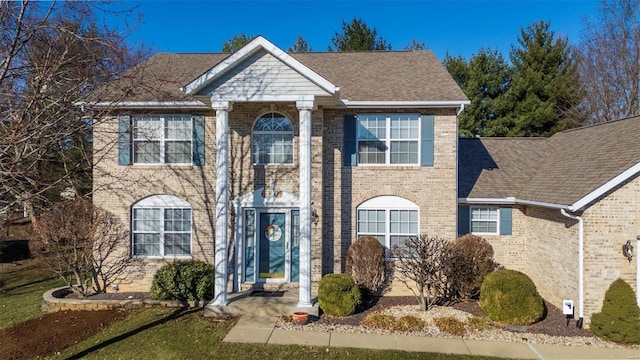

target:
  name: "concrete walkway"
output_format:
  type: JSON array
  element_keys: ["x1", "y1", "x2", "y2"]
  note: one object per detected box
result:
[{"x1": 224, "y1": 316, "x2": 640, "y2": 360}]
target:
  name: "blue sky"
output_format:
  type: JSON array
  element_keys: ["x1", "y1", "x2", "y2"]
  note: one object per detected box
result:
[{"x1": 109, "y1": 0, "x2": 601, "y2": 60}]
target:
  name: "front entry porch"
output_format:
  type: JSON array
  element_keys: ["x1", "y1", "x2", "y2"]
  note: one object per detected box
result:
[{"x1": 205, "y1": 290, "x2": 319, "y2": 317}]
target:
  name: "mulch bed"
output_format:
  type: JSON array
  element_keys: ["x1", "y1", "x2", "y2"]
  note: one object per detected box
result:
[{"x1": 0, "y1": 309, "x2": 132, "y2": 360}]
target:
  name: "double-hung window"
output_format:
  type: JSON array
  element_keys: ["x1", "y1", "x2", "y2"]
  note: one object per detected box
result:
[
  {"x1": 470, "y1": 207, "x2": 498, "y2": 235},
  {"x1": 357, "y1": 114, "x2": 420, "y2": 165},
  {"x1": 132, "y1": 195, "x2": 192, "y2": 257},
  {"x1": 356, "y1": 196, "x2": 419, "y2": 253},
  {"x1": 133, "y1": 115, "x2": 193, "y2": 164}
]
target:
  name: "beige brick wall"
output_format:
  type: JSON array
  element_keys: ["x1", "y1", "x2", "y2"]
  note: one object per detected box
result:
[
  {"x1": 322, "y1": 108, "x2": 459, "y2": 277},
  {"x1": 478, "y1": 206, "x2": 527, "y2": 271},
  {"x1": 581, "y1": 177, "x2": 639, "y2": 323},
  {"x1": 94, "y1": 105, "x2": 459, "y2": 293}
]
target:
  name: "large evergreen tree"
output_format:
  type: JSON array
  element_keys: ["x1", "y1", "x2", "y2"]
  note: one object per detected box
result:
[
  {"x1": 497, "y1": 21, "x2": 580, "y2": 137},
  {"x1": 329, "y1": 18, "x2": 391, "y2": 51},
  {"x1": 444, "y1": 50, "x2": 511, "y2": 137},
  {"x1": 221, "y1": 33, "x2": 254, "y2": 53},
  {"x1": 288, "y1": 35, "x2": 311, "y2": 52}
]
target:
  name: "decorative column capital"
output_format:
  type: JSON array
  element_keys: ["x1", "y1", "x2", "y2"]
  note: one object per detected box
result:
[
  {"x1": 296, "y1": 99, "x2": 315, "y2": 111},
  {"x1": 212, "y1": 100, "x2": 233, "y2": 112}
]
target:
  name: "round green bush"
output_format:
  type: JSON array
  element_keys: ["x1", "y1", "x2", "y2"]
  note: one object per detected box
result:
[
  {"x1": 590, "y1": 278, "x2": 640, "y2": 344},
  {"x1": 150, "y1": 260, "x2": 214, "y2": 301},
  {"x1": 318, "y1": 273, "x2": 362, "y2": 316},
  {"x1": 479, "y1": 269, "x2": 544, "y2": 325}
]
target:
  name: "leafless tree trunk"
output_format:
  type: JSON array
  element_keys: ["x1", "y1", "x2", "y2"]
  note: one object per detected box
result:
[
  {"x1": 574, "y1": 0, "x2": 640, "y2": 124},
  {"x1": 0, "y1": 1, "x2": 147, "y2": 225}
]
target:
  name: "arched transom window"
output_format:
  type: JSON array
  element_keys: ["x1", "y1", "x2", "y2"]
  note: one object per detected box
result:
[
  {"x1": 357, "y1": 196, "x2": 419, "y2": 252},
  {"x1": 252, "y1": 112, "x2": 294, "y2": 164},
  {"x1": 132, "y1": 195, "x2": 192, "y2": 257}
]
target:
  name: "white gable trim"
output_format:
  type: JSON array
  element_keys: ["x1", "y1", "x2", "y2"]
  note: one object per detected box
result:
[
  {"x1": 234, "y1": 187, "x2": 299, "y2": 208},
  {"x1": 569, "y1": 161, "x2": 640, "y2": 211},
  {"x1": 183, "y1": 36, "x2": 338, "y2": 97}
]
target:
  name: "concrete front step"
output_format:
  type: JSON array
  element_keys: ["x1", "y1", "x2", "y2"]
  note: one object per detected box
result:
[{"x1": 204, "y1": 290, "x2": 319, "y2": 318}]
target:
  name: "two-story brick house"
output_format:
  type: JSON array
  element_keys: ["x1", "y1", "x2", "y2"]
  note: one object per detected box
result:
[
  {"x1": 93, "y1": 36, "x2": 638, "y2": 326},
  {"x1": 93, "y1": 36, "x2": 468, "y2": 308}
]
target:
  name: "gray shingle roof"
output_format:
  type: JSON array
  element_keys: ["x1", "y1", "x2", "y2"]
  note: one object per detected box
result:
[
  {"x1": 460, "y1": 115, "x2": 640, "y2": 208},
  {"x1": 97, "y1": 51, "x2": 467, "y2": 103}
]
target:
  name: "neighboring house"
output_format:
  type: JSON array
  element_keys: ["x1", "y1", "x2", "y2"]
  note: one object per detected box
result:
[
  {"x1": 92, "y1": 36, "x2": 468, "y2": 309},
  {"x1": 459, "y1": 117, "x2": 640, "y2": 326},
  {"x1": 92, "y1": 36, "x2": 638, "y2": 326}
]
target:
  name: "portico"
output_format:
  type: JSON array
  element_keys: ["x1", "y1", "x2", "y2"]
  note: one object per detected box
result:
[{"x1": 182, "y1": 36, "x2": 339, "y2": 308}]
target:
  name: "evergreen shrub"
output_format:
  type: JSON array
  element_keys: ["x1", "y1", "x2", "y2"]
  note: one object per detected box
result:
[
  {"x1": 590, "y1": 278, "x2": 640, "y2": 344},
  {"x1": 318, "y1": 273, "x2": 362, "y2": 316},
  {"x1": 479, "y1": 269, "x2": 544, "y2": 325},
  {"x1": 150, "y1": 260, "x2": 214, "y2": 301}
]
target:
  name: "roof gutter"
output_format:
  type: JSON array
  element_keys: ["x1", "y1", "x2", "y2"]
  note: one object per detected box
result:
[
  {"x1": 339, "y1": 100, "x2": 470, "y2": 109},
  {"x1": 560, "y1": 209, "x2": 585, "y2": 328},
  {"x1": 460, "y1": 197, "x2": 569, "y2": 210},
  {"x1": 74, "y1": 101, "x2": 210, "y2": 110}
]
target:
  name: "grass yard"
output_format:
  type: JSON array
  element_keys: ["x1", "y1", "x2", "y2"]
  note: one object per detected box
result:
[{"x1": 1, "y1": 259, "x2": 504, "y2": 360}]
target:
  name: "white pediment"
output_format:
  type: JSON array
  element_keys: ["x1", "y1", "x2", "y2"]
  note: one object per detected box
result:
[
  {"x1": 183, "y1": 36, "x2": 338, "y2": 102},
  {"x1": 234, "y1": 187, "x2": 299, "y2": 208}
]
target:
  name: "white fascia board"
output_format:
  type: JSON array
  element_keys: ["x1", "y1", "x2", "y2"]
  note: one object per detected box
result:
[
  {"x1": 340, "y1": 100, "x2": 470, "y2": 109},
  {"x1": 183, "y1": 36, "x2": 338, "y2": 96},
  {"x1": 569, "y1": 161, "x2": 640, "y2": 212},
  {"x1": 209, "y1": 94, "x2": 317, "y2": 103},
  {"x1": 75, "y1": 101, "x2": 209, "y2": 109},
  {"x1": 459, "y1": 197, "x2": 569, "y2": 210}
]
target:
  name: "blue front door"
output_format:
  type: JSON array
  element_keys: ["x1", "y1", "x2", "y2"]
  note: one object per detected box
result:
[{"x1": 259, "y1": 212, "x2": 286, "y2": 279}]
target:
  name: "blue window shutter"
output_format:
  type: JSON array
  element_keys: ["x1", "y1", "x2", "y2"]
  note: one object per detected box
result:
[
  {"x1": 458, "y1": 205, "x2": 470, "y2": 235},
  {"x1": 500, "y1": 207, "x2": 512, "y2": 235},
  {"x1": 192, "y1": 115, "x2": 205, "y2": 166},
  {"x1": 343, "y1": 114, "x2": 357, "y2": 166},
  {"x1": 421, "y1": 114, "x2": 434, "y2": 166},
  {"x1": 117, "y1": 115, "x2": 131, "y2": 165}
]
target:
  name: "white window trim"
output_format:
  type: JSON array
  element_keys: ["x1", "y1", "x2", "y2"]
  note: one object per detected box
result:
[
  {"x1": 132, "y1": 114, "x2": 193, "y2": 165},
  {"x1": 251, "y1": 112, "x2": 295, "y2": 165},
  {"x1": 131, "y1": 195, "x2": 193, "y2": 258},
  {"x1": 356, "y1": 113, "x2": 421, "y2": 166},
  {"x1": 470, "y1": 206, "x2": 500, "y2": 235},
  {"x1": 356, "y1": 196, "x2": 420, "y2": 256}
]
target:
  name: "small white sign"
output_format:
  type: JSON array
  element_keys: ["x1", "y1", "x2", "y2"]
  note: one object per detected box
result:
[{"x1": 562, "y1": 299, "x2": 574, "y2": 316}]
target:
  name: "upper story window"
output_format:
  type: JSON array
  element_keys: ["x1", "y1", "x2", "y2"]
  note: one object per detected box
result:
[
  {"x1": 133, "y1": 115, "x2": 192, "y2": 164},
  {"x1": 344, "y1": 113, "x2": 433, "y2": 167},
  {"x1": 117, "y1": 114, "x2": 204, "y2": 166},
  {"x1": 358, "y1": 114, "x2": 420, "y2": 165},
  {"x1": 356, "y1": 196, "x2": 419, "y2": 254},
  {"x1": 132, "y1": 195, "x2": 192, "y2": 257},
  {"x1": 252, "y1": 112, "x2": 294, "y2": 165}
]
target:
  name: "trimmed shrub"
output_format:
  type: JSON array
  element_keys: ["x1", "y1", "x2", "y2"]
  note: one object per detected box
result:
[
  {"x1": 434, "y1": 317, "x2": 466, "y2": 336},
  {"x1": 318, "y1": 273, "x2": 362, "y2": 316},
  {"x1": 150, "y1": 260, "x2": 214, "y2": 301},
  {"x1": 479, "y1": 269, "x2": 544, "y2": 325},
  {"x1": 590, "y1": 278, "x2": 640, "y2": 344},
  {"x1": 445, "y1": 234, "x2": 494, "y2": 300},
  {"x1": 345, "y1": 236, "x2": 387, "y2": 296}
]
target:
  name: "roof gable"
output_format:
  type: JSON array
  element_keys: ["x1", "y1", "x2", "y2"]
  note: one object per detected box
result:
[{"x1": 183, "y1": 36, "x2": 338, "y2": 101}]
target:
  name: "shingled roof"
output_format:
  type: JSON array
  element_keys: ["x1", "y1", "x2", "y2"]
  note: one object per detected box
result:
[
  {"x1": 95, "y1": 50, "x2": 467, "y2": 103},
  {"x1": 459, "y1": 115, "x2": 640, "y2": 209}
]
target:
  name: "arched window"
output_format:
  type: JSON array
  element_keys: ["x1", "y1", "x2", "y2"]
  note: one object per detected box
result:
[
  {"x1": 357, "y1": 196, "x2": 419, "y2": 252},
  {"x1": 252, "y1": 112, "x2": 294, "y2": 164},
  {"x1": 132, "y1": 195, "x2": 192, "y2": 257}
]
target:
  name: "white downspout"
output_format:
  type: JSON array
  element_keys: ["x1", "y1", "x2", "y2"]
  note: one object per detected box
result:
[{"x1": 561, "y1": 209, "x2": 584, "y2": 328}]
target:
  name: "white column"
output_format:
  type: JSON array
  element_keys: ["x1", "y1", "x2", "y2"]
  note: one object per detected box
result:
[
  {"x1": 213, "y1": 101, "x2": 232, "y2": 306},
  {"x1": 297, "y1": 99, "x2": 314, "y2": 307}
]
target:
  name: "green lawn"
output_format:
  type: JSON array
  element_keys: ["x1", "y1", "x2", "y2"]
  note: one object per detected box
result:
[
  {"x1": 0, "y1": 259, "x2": 64, "y2": 330},
  {"x1": 2, "y1": 260, "x2": 505, "y2": 360}
]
